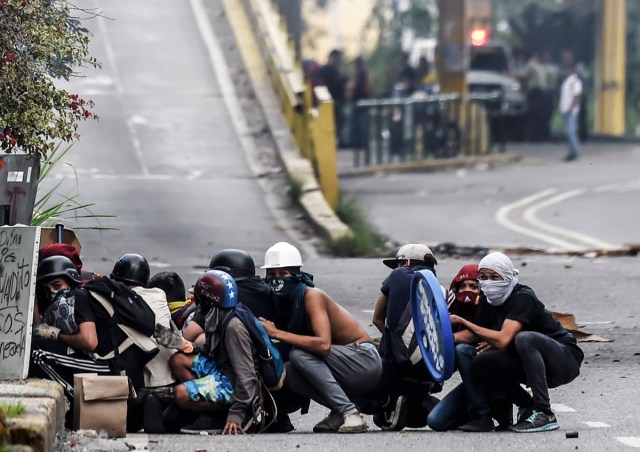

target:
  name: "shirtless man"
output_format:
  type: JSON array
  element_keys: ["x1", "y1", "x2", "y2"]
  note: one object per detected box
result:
[{"x1": 259, "y1": 242, "x2": 382, "y2": 433}]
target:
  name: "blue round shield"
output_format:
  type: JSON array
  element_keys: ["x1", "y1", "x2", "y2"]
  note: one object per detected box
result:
[{"x1": 410, "y1": 269, "x2": 455, "y2": 382}]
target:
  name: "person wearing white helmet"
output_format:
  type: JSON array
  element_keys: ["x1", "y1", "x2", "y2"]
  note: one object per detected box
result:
[
  {"x1": 446, "y1": 252, "x2": 583, "y2": 433},
  {"x1": 259, "y1": 242, "x2": 382, "y2": 434}
]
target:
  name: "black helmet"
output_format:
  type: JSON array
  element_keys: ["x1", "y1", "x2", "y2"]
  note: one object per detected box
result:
[
  {"x1": 208, "y1": 249, "x2": 255, "y2": 281},
  {"x1": 110, "y1": 253, "x2": 150, "y2": 287},
  {"x1": 37, "y1": 256, "x2": 82, "y2": 286}
]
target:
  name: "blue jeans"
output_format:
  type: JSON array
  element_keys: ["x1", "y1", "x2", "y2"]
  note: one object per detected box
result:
[
  {"x1": 562, "y1": 111, "x2": 581, "y2": 158},
  {"x1": 427, "y1": 344, "x2": 490, "y2": 430}
]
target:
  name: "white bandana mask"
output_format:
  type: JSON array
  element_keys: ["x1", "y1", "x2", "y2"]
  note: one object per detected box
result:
[
  {"x1": 478, "y1": 252, "x2": 519, "y2": 307},
  {"x1": 479, "y1": 280, "x2": 514, "y2": 306}
]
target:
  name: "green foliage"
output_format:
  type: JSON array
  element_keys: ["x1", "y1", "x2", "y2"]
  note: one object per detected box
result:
[
  {"x1": 0, "y1": 0, "x2": 101, "y2": 160},
  {"x1": 31, "y1": 141, "x2": 115, "y2": 228},
  {"x1": 328, "y1": 196, "x2": 387, "y2": 257},
  {"x1": 363, "y1": 0, "x2": 435, "y2": 97},
  {"x1": 287, "y1": 175, "x2": 303, "y2": 201},
  {"x1": 0, "y1": 402, "x2": 25, "y2": 417}
]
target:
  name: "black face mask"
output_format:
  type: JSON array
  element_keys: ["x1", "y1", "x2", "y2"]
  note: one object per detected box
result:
[{"x1": 267, "y1": 276, "x2": 300, "y2": 302}]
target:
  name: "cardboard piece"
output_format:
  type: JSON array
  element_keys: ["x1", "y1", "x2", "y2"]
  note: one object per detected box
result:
[
  {"x1": 73, "y1": 373, "x2": 132, "y2": 438},
  {"x1": 551, "y1": 311, "x2": 613, "y2": 343},
  {"x1": 38, "y1": 225, "x2": 81, "y2": 252}
]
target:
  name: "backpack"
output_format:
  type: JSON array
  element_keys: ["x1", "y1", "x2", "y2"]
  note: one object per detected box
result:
[
  {"x1": 84, "y1": 277, "x2": 157, "y2": 336},
  {"x1": 224, "y1": 304, "x2": 286, "y2": 391},
  {"x1": 379, "y1": 301, "x2": 422, "y2": 369},
  {"x1": 82, "y1": 277, "x2": 159, "y2": 389}
]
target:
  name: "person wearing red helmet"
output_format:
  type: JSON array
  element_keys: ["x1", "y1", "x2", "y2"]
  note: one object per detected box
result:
[{"x1": 447, "y1": 264, "x2": 480, "y2": 327}]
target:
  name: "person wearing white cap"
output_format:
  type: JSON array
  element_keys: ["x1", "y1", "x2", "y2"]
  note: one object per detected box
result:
[
  {"x1": 371, "y1": 243, "x2": 440, "y2": 431},
  {"x1": 447, "y1": 252, "x2": 583, "y2": 433},
  {"x1": 258, "y1": 241, "x2": 382, "y2": 434}
]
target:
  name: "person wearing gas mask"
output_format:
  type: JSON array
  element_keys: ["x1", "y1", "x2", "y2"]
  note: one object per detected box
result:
[
  {"x1": 369, "y1": 244, "x2": 443, "y2": 431},
  {"x1": 258, "y1": 241, "x2": 382, "y2": 434},
  {"x1": 29, "y1": 256, "x2": 113, "y2": 412},
  {"x1": 430, "y1": 252, "x2": 583, "y2": 433}
]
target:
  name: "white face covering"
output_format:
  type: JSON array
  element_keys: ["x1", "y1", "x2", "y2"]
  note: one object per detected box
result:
[{"x1": 478, "y1": 252, "x2": 519, "y2": 307}]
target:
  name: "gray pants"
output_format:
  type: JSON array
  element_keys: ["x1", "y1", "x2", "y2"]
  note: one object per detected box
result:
[{"x1": 285, "y1": 343, "x2": 382, "y2": 416}]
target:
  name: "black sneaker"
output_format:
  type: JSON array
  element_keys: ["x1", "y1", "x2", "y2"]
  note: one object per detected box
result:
[
  {"x1": 389, "y1": 395, "x2": 408, "y2": 431},
  {"x1": 512, "y1": 410, "x2": 559, "y2": 433},
  {"x1": 459, "y1": 414, "x2": 495, "y2": 432},
  {"x1": 265, "y1": 413, "x2": 295, "y2": 433},
  {"x1": 515, "y1": 406, "x2": 534, "y2": 425}
]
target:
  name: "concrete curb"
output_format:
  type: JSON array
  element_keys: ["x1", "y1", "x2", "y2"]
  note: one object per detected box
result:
[
  {"x1": 220, "y1": 0, "x2": 352, "y2": 242},
  {"x1": 338, "y1": 152, "x2": 521, "y2": 178},
  {"x1": 1, "y1": 379, "x2": 65, "y2": 452}
]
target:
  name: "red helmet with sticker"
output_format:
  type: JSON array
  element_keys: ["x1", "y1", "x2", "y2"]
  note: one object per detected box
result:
[{"x1": 193, "y1": 270, "x2": 238, "y2": 310}]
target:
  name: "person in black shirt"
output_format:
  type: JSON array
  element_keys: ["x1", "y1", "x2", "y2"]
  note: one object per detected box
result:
[
  {"x1": 370, "y1": 244, "x2": 441, "y2": 431},
  {"x1": 449, "y1": 252, "x2": 583, "y2": 433}
]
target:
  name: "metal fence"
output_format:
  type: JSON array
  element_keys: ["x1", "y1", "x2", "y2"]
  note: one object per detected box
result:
[{"x1": 350, "y1": 93, "x2": 502, "y2": 167}]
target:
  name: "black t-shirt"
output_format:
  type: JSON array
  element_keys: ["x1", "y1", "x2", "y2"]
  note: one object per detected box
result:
[
  {"x1": 73, "y1": 288, "x2": 126, "y2": 357},
  {"x1": 381, "y1": 267, "x2": 414, "y2": 330},
  {"x1": 473, "y1": 284, "x2": 583, "y2": 362},
  {"x1": 193, "y1": 277, "x2": 283, "y2": 328}
]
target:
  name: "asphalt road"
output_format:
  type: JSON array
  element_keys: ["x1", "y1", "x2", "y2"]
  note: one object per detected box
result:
[{"x1": 45, "y1": 0, "x2": 640, "y2": 451}]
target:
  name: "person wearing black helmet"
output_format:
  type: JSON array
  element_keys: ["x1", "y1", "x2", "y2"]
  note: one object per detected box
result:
[
  {"x1": 183, "y1": 249, "x2": 283, "y2": 349},
  {"x1": 29, "y1": 256, "x2": 113, "y2": 413},
  {"x1": 109, "y1": 253, "x2": 177, "y2": 433}
]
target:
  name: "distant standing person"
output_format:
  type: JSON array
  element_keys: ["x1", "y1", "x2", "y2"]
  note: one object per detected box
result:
[
  {"x1": 318, "y1": 49, "x2": 347, "y2": 147},
  {"x1": 559, "y1": 62, "x2": 583, "y2": 161},
  {"x1": 348, "y1": 56, "x2": 370, "y2": 149}
]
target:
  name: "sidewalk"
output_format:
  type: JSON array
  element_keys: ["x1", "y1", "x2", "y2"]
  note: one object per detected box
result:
[{"x1": 0, "y1": 380, "x2": 65, "y2": 451}]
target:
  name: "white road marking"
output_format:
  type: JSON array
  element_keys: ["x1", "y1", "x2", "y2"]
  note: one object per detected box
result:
[
  {"x1": 497, "y1": 188, "x2": 621, "y2": 251},
  {"x1": 617, "y1": 437, "x2": 640, "y2": 448},
  {"x1": 189, "y1": 0, "x2": 317, "y2": 259},
  {"x1": 496, "y1": 189, "x2": 586, "y2": 251},
  {"x1": 96, "y1": 12, "x2": 149, "y2": 176},
  {"x1": 551, "y1": 403, "x2": 575, "y2": 412},
  {"x1": 594, "y1": 181, "x2": 640, "y2": 193},
  {"x1": 362, "y1": 309, "x2": 375, "y2": 314},
  {"x1": 584, "y1": 421, "x2": 610, "y2": 428},
  {"x1": 522, "y1": 188, "x2": 618, "y2": 250}
]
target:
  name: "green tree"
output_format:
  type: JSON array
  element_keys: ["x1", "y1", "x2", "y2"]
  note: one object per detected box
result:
[
  {"x1": 364, "y1": 0, "x2": 435, "y2": 96},
  {"x1": 0, "y1": 0, "x2": 100, "y2": 161}
]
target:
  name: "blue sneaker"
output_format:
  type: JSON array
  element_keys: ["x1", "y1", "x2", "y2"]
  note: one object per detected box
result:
[{"x1": 512, "y1": 410, "x2": 559, "y2": 433}]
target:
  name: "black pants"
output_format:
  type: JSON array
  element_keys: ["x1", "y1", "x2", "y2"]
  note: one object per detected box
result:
[
  {"x1": 29, "y1": 338, "x2": 111, "y2": 403},
  {"x1": 472, "y1": 331, "x2": 581, "y2": 413}
]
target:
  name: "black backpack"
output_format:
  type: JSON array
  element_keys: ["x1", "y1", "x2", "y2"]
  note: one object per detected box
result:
[
  {"x1": 83, "y1": 277, "x2": 158, "y2": 388},
  {"x1": 84, "y1": 277, "x2": 156, "y2": 336}
]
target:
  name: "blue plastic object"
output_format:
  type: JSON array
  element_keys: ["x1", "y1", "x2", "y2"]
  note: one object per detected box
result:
[{"x1": 410, "y1": 269, "x2": 455, "y2": 382}]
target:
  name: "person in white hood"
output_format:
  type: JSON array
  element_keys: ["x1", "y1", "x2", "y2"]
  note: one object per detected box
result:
[{"x1": 444, "y1": 252, "x2": 583, "y2": 433}]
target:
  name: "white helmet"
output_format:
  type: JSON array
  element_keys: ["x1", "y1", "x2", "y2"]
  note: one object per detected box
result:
[{"x1": 261, "y1": 242, "x2": 303, "y2": 269}]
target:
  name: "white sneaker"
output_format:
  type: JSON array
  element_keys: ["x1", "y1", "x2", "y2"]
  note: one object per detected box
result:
[{"x1": 338, "y1": 412, "x2": 368, "y2": 433}]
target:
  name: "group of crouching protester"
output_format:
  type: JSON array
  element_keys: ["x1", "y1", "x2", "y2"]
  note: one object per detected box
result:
[{"x1": 29, "y1": 240, "x2": 583, "y2": 435}]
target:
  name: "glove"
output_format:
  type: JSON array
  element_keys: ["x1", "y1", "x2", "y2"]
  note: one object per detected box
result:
[
  {"x1": 33, "y1": 323, "x2": 61, "y2": 340},
  {"x1": 153, "y1": 321, "x2": 189, "y2": 350}
]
